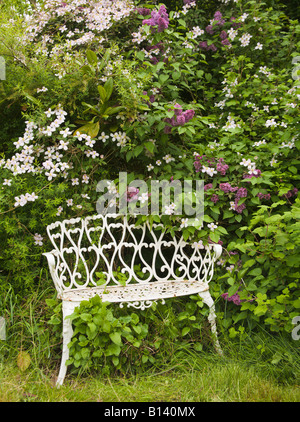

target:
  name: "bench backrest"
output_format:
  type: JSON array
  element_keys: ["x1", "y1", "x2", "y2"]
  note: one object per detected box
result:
[{"x1": 46, "y1": 214, "x2": 222, "y2": 295}]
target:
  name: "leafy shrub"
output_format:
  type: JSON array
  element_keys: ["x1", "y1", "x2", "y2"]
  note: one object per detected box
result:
[
  {"x1": 47, "y1": 293, "x2": 215, "y2": 376},
  {"x1": 221, "y1": 198, "x2": 300, "y2": 336},
  {"x1": 0, "y1": 0, "x2": 299, "y2": 355}
]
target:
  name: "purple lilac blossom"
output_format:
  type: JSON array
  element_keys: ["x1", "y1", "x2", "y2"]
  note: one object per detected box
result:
[
  {"x1": 257, "y1": 192, "x2": 271, "y2": 200},
  {"x1": 204, "y1": 183, "x2": 213, "y2": 191},
  {"x1": 164, "y1": 105, "x2": 195, "y2": 132},
  {"x1": 143, "y1": 5, "x2": 169, "y2": 33},
  {"x1": 234, "y1": 187, "x2": 247, "y2": 213},
  {"x1": 221, "y1": 39, "x2": 231, "y2": 46},
  {"x1": 205, "y1": 25, "x2": 214, "y2": 35},
  {"x1": 220, "y1": 30, "x2": 227, "y2": 40},
  {"x1": 219, "y1": 182, "x2": 233, "y2": 193},
  {"x1": 216, "y1": 158, "x2": 229, "y2": 175},
  {"x1": 211, "y1": 194, "x2": 219, "y2": 203},
  {"x1": 199, "y1": 41, "x2": 208, "y2": 51},
  {"x1": 127, "y1": 187, "x2": 139, "y2": 202},
  {"x1": 208, "y1": 44, "x2": 217, "y2": 52},
  {"x1": 221, "y1": 292, "x2": 241, "y2": 305},
  {"x1": 137, "y1": 7, "x2": 151, "y2": 16},
  {"x1": 213, "y1": 11, "x2": 225, "y2": 26},
  {"x1": 230, "y1": 17, "x2": 241, "y2": 28},
  {"x1": 283, "y1": 187, "x2": 298, "y2": 198}
]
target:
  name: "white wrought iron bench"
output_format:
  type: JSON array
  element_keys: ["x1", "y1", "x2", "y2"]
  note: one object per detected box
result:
[{"x1": 43, "y1": 213, "x2": 223, "y2": 386}]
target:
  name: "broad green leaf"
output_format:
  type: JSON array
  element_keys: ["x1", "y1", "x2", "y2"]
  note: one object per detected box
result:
[
  {"x1": 106, "y1": 343, "x2": 121, "y2": 356},
  {"x1": 75, "y1": 121, "x2": 100, "y2": 138},
  {"x1": 182, "y1": 327, "x2": 190, "y2": 336},
  {"x1": 86, "y1": 49, "x2": 98, "y2": 65},
  {"x1": 104, "y1": 77, "x2": 113, "y2": 101},
  {"x1": 109, "y1": 332, "x2": 122, "y2": 345},
  {"x1": 17, "y1": 351, "x2": 31, "y2": 372},
  {"x1": 97, "y1": 85, "x2": 107, "y2": 102}
]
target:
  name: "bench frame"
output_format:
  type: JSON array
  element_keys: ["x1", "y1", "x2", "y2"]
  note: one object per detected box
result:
[{"x1": 43, "y1": 213, "x2": 223, "y2": 386}]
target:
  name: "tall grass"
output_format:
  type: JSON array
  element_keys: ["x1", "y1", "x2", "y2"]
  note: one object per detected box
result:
[{"x1": 0, "y1": 281, "x2": 300, "y2": 402}]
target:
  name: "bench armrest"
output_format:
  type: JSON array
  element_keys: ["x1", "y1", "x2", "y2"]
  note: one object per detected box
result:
[
  {"x1": 212, "y1": 244, "x2": 222, "y2": 261},
  {"x1": 43, "y1": 252, "x2": 63, "y2": 298}
]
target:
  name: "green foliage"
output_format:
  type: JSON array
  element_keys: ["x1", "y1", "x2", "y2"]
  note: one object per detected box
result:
[
  {"x1": 0, "y1": 0, "x2": 299, "y2": 375},
  {"x1": 222, "y1": 198, "x2": 300, "y2": 334},
  {"x1": 65, "y1": 296, "x2": 150, "y2": 374},
  {"x1": 47, "y1": 293, "x2": 214, "y2": 376}
]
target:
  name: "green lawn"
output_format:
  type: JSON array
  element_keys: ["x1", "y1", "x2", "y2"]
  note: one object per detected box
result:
[{"x1": 1, "y1": 335, "x2": 300, "y2": 402}]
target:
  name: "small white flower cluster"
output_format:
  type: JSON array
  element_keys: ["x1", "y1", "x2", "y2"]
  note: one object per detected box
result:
[
  {"x1": 270, "y1": 157, "x2": 277, "y2": 167},
  {"x1": 42, "y1": 105, "x2": 68, "y2": 136},
  {"x1": 265, "y1": 118, "x2": 277, "y2": 128},
  {"x1": 214, "y1": 100, "x2": 226, "y2": 109},
  {"x1": 36, "y1": 86, "x2": 48, "y2": 93},
  {"x1": 2, "y1": 105, "x2": 108, "y2": 212},
  {"x1": 163, "y1": 154, "x2": 175, "y2": 163},
  {"x1": 207, "y1": 222, "x2": 218, "y2": 232},
  {"x1": 100, "y1": 131, "x2": 128, "y2": 147},
  {"x1": 164, "y1": 202, "x2": 176, "y2": 215},
  {"x1": 259, "y1": 66, "x2": 272, "y2": 77},
  {"x1": 222, "y1": 85, "x2": 234, "y2": 99},
  {"x1": 190, "y1": 26, "x2": 205, "y2": 39},
  {"x1": 132, "y1": 27, "x2": 148, "y2": 44},
  {"x1": 201, "y1": 165, "x2": 217, "y2": 177},
  {"x1": 222, "y1": 114, "x2": 241, "y2": 131},
  {"x1": 14, "y1": 192, "x2": 38, "y2": 207},
  {"x1": 253, "y1": 139, "x2": 267, "y2": 147},
  {"x1": 192, "y1": 240, "x2": 204, "y2": 249},
  {"x1": 182, "y1": 40, "x2": 194, "y2": 50},
  {"x1": 239, "y1": 33, "x2": 252, "y2": 47},
  {"x1": 24, "y1": 0, "x2": 135, "y2": 56},
  {"x1": 34, "y1": 233, "x2": 43, "y2": 246},
  {"x1": 138, "y1": 192, "x2": 149, "y2": 204},
  {"x1": 239, "y1": 13, "x2": 249, "y2": 22},
  {"x1": 281, "y1": 138, "x2": 295, "y2": 149},
  {"x1": 240, "y1": 158, "x2": 256, "y2": 172},
  {"x1": 228, "y1": 28, "x2": 238, "y2": 41},
  {"x1": 208, "y1": 140, "x2": 221, "y2": 150}
]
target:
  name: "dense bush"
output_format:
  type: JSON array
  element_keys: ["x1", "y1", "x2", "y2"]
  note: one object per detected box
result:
[{"x1": 0, "y1": 0, "x2": 299, "y2": 370}]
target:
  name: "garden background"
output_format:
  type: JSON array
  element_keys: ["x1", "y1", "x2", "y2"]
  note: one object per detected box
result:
[{"x1": 0, "y1": 0, "x2": 300, "y2": 402}]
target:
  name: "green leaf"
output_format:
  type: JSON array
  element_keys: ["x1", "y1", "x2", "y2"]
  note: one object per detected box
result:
[
  {"x1": 86, "y1": 49, "x2": 98, "y2": 65},
  {"x1": 112, "y1": 356, "x2": 120, "y2": 366},
  {"x1": 228, "y1": 284, "x2": 239, "y2": 298},
  {"x1": 81, "y1": 348, "x2": 90, "y2": 359},
  {"x1": 17, "y1": 351, "x2": 31, "y2": 372},
  {"x1": 159, "y1": 74, "x2": 169, "y2": 84},
  {"x1": 182, "y1": 327, "x2": 190, "y2": 336},
  {"x1": 75, "y1": 121, "x2": 100, "y2": 138},
  {"x1": 142, "y1": 355, "x2": 148, "y2": 364},
  {"x1": 172, "y1": 71, "x2": 181, "y2": 80},
  {"x1": 194, "y1": 342, "x2": 203, "y2": 351},
  {"x1": 109, "y1": 332, "x2": 122, "y2": 345},
  {"x1": 80, "y1": 313, "x2": 92, "y2": 322},
  {"x1": 106, "y1": 343, "x2": 121, "y2": 356},
  {"x1": 136, "y1": 51, "x2": 145, "y2": 61},
  {"x1": 99, "y1": 49, "x2": 111, "y2": 71},
  {"x1": 97, "y1": 85, "x2": 107, "y2": 102},
  {"x1": 104, "y1": 77, "x2": 113, "y2": 101},
  {"x1": 105, "y1": 106, "x2": 124, "y2": 116},
  {"x1": 133, "y1": 145, "x2": 144, "y2": 157}
]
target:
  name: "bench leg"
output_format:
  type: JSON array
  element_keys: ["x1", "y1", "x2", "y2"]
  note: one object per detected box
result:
[
  {"x1": 56, "y1": 300, "x2": 79, "y2": 387},
  {"x1": 199, "y1": 291, "x2": 223, "y2": 356}
]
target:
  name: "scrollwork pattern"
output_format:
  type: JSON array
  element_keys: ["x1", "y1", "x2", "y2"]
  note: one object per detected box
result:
[{"x1": 45, "y1": 214, "x2": 220, "y2": 294}]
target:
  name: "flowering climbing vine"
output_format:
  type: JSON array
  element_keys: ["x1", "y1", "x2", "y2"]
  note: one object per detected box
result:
[{"x1": 0, "y1": 0, "x2": 299, "y2": 336}]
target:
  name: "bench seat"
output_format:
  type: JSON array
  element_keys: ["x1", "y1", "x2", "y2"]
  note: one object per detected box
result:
[
  {"x1": 62, "y1": 279, "x2": 209, "y2": 307},
  {"x1": 44, "y1": 213, "x2": 223, "y2": 386}
]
